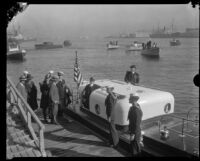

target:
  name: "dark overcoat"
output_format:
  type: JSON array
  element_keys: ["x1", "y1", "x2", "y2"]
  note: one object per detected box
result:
[
  {"x1": 26, "y1": 80, "x2": 38, "y2": 111},
  {"x1": 39, "y1": 80, "x2": 49, "y2": 109},
  {"x1": 124, "y1": 71, "x2": 139, "y2": 85}
]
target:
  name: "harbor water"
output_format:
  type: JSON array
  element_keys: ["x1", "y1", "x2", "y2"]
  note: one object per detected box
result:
[{"x1": 7, "y1": 37, "x2": 199, "y2": 114}]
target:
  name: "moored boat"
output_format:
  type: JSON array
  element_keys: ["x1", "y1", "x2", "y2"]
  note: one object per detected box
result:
[
  {"x1": 35, "y1": 42, "x2": 63, "y2": 50},
  {"x1": 7, "y1": 41, "x2": 26, "y2": 60},
  {"x1": 79, "y1": 79, "x2": 174, "y2": 127}
]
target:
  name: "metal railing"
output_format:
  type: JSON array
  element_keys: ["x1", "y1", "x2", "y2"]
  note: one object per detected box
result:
[
  {"x1": 7, "y1": 76, "x2": 46, "y2": 157},
  {"x1": 158, "y1": 113, "x2": 199, "y2": 138}
]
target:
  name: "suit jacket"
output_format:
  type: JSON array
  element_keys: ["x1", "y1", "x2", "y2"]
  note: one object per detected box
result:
[
  {"x1": 105, "y1": 93, "x2": 117, "y2": 120},
  {"x1": 49, "y1": 82, "x2": 59, "y2": 104},
  {"x1": 16, "y1": 82, "x2": 27, "y2": 101},
  {"x1": 56, "y1": 79, "x2": 66, "y2": 99},
  {"x1": 128, "y1": 103, "x2": 143, "y2": 141},
  {"x1": 124, "y1": 71, "x2": 139, "y2": 85},
  {"x1": 25, "y1": 80, "x2": 38, "y2": 110}
]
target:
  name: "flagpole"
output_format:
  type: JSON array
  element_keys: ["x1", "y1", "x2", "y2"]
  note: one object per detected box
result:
[{"x1": 76, "y1": 51, "x2": 79, "y2": 104}]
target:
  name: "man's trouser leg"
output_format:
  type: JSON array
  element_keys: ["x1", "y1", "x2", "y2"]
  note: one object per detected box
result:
[
  {"x1": 53, "y1": 103, "x2": 58, "y2": 124},
  {"x1": 110, "y1": 120, "x2": 119, "y2": 146}
]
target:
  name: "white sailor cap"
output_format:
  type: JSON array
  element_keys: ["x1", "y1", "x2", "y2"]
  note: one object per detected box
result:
[
  {"x1": 48, "y1": 70, "x2": 54, "y2": 74},
  {"x1": 23, "y1": 70, "x2": 29, "y2": 75}
]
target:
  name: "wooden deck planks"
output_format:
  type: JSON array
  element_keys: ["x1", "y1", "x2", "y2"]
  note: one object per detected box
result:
[{"x1": 32, "y1": 110, "x2": 125, "y2": 157}]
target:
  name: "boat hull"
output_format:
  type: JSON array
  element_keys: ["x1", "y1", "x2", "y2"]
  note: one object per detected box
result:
[
  {"x1": 107, "y1": 44, "x2": 119, "y2": 50},
  {"x1": 170, "y1": 41, "x2": 181, "y2": 46},
  {"x1": 35, "y1": 44, "x2": 63, "y2": 50},
  {"x1": 141, "y1": 47, "x2": 160, "y2": 57},
  {"x1": 7, "y1": 50, "x2": 26, "y2": 60}
]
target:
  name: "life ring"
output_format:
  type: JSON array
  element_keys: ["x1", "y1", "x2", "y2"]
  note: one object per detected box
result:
[{"x1": 164, "y1": 103, "x2": 171, "y2": 114}]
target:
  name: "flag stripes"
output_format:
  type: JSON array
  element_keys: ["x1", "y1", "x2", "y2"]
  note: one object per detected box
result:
[{"x1": 74, "y1": 51, "x2": 83, "y2": 87}]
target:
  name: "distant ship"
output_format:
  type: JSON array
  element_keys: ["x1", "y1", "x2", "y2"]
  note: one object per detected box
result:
[
  {"x1": 7, "y1": 24, "x2": 36, "y2": 43},
  {"x1": 35, "y1": 42, "x2": 63, "y2": 50},
  {"x1": 150, "y1": 26, "x2": 199, "y2": 38},
  {"x1": 7, "y1": 40, "x2": 26, "y2": 60}
]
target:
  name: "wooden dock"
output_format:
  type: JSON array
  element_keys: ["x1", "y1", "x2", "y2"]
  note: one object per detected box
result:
[{"x1": 33, "y1": 109, "x2": 128, "y2": 157}]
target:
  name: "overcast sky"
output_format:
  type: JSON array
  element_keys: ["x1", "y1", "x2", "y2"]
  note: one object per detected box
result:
[{"x1": 8, "y1": 4, "x2": 199, "y2": 39}]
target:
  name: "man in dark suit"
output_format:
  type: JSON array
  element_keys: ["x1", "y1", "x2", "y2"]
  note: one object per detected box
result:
[
  {"x1": 25, "y1": 74, "x2": 38, "y2": 111},
  {"x1": 82, "y1": 77, "x2": 99, "y2": 110},
  {"x1": 105, "y1": 87, "x2": 119, "y2": 148},
  {"x1": 128, "y1": 93, "x2": 143, "y2": 157},
  {"x1": 124, "y1": 65, "x2": 139, "y2": 85}
]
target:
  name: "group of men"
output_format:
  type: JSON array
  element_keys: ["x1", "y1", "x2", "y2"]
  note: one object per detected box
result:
[
  {"x1": 81, "y1": 65, "x2": 142, "y2": 157},
  {"x1": 142, "y1": 40, "x2": 157, "y2": 49},
  {"x1": 16, "y1": 64, "x2": 142, "y2": 157},
  {"x1": 16, "y1": 70, "x2": 72, "y2": 124}
]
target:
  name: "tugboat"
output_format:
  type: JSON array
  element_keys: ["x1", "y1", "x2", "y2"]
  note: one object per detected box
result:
[
  {"x1": 35, "y1": 42, "x2": 63, "y2": 50},
  {"x1": 107, "y1": 41, "x2": 119, "y2": 50},
  {"x1": 63, "y1": 40, "x2": 72, "y2": 47},
  {"x1": 7, "y1": 40, "x2": 26, "y2": 60},
  {"x1": 126, "y1": 41, "x2": 143, "y2": 51},
  {"x1": 170, "y1": 38, "x2": 181, "y2": 46}
]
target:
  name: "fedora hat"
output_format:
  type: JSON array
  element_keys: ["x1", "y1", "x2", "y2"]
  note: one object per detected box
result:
[
  {"x1": 90, "y1": 77, "x2": 95, "y2": 82},
  {"x1": 50, "y1": 75, "x2": 59, "y2": 81},
  {"x1": 129, "y1": 93, "x2": 139, "y2": 102},
  {"x1": 23, "y1": 70, "x2": 29, "y2": 75},
  {"x1": 19, "y1": 75, "x2": 26, "y2": 81},
  {"x1": 26, "y1": 73, "x2": 33, "y2": 80},
  {"x1": 57, "y1": 71, "x2": 64, "y2": 76},
  {"x1": 130, "y1": 65, "x2": 136, "y2": 69}
]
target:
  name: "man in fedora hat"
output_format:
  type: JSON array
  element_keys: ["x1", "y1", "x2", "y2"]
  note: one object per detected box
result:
[
  {"x1": 25, "y1": 73, "x2": 38, "y2": 111},
  {"x1": 105, "y1": 86, "x2": 119, "y2": 148},
  {"x1": 16, "y1": 75, "x2": 27, "y2": 101},
  {"x1": 128, "y1": 93, "x2": 143, "y2": 157},
  {"x1": 82, "y1": 77, "x2": 99, "y2": 110},
  {"x1": 49, "y1": 75, "x2": 60, "y2": 124},
  {"x1": 124, "y1": 65, "x2": 140, "y2": 85}
]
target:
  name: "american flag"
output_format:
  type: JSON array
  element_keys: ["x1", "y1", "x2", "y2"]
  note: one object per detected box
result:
[{"x1": 74, "y1": 51, "x2": 83, "y2": 87}]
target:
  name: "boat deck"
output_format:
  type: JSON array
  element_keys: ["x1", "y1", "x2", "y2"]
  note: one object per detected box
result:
[{"x1": 64, "y1": 103, "x2": 199, "y2": 157}]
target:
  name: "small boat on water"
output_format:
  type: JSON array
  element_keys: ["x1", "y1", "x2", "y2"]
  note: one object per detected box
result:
[
  {"x1": 7, "y1": 41, "x2": 26, "y2": 60},
  {"x1": 107, "y1": 41, "x2": 119, "y2": 50},
  {"x1": 141, "y1": 47, "x2": 160, "y2": 57},
  {"x1": 170, "y1": 39, "x2": 181, "y2": 46},
  {"x1": 35, "y1": 42, "x2": 63, "y2": 50},
  {"x1": 126, "y1": 41, "x2": 143, "y2": 51},
  {"x1": 63, "y1": 40, "x2": 72, "y2": 47}
]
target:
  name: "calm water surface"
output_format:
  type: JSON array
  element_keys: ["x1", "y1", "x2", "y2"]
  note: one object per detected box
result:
[{"x1": 7, "y1": 38, "x2": 199, "y2": 113}]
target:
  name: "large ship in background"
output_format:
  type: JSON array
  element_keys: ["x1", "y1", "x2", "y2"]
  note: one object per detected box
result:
[{"x1": 150, "y1": 26, "x2": 199, "y2": 38}]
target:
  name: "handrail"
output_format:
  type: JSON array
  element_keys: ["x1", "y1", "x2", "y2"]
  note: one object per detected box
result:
[
  {"x1": 7, "y1": 76, "x2": 45, "y2": 129},
  {"x1": 158, "y1": 113, "x2": 199, "y2": 138},
  {"x1": 7, "y1": 76, "x2": 46, "y2": 157}
]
